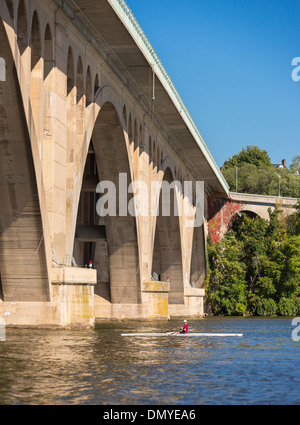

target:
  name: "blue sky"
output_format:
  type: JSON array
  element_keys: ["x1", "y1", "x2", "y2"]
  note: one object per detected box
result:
[{"x1": 125, "y1": 0, "x2": 300, "y2": 168}]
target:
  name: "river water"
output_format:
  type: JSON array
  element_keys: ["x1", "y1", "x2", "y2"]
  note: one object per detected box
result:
[{"x1": 0, "y1": 317, "x2": 299, "y2": 405}]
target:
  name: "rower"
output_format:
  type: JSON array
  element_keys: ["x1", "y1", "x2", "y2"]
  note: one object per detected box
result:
[{"x1": 180, "y1": 320, "x2": 188, "y2": 334}]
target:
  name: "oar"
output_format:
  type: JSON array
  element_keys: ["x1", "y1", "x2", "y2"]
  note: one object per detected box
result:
[{"x1": 167, "y1": 329, "x2": 179, "y2": 335}]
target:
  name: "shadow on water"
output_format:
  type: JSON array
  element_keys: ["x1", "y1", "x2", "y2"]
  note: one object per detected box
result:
[{"x1": 0, "y1": 317, "x2": 300, "y2": 404}]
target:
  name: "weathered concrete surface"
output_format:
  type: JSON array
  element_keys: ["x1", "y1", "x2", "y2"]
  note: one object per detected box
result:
[
  {"x1": 169, "y1": 288, "x2": 205, "y2": 318},
  {"x1": 142, "y1": 281, "x2": 170, "y2": 319},
  {"x1": 0, "y1": 267, "x2": 97, "y2": 328},
  {"x1": 0, "y1": 301, "x2": 64, "y2": 328}
]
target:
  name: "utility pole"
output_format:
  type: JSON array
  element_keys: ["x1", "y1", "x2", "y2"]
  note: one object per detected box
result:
[{"x1": 236, "y1": 166, "x2": 238, "y2": 192}]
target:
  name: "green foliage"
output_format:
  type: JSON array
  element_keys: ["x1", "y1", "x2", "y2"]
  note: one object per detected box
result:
[
  {"x1": 206, "y1": 234, "x2": 247, "y2": 316},
  {"x1": 277, "y1": 298, "x2": 297, "y2": 316},
  {"x1": 256, "y1": 298, "x2": 277, "y2": 316},
  {"x1": 206, "y1": 145, "x2": 300, "y2": 315},
  {"x1": 223, "y1": 145, "x2": 272, "y2": 169},
  {"x1": 256, "y1": 277, "x2": 276, "y2": 298},
  {"x1": 292, "y1": 199, "x2": 300, "y2": 235},
  {"x1": 290, "y1": 155, "x2": 300, "y2": 173},
  {"x1": 205, "y1": 205, "x2": 300, "y2": 316},
  {"x1": 294, "y1": 298, "x2": 300, "y2": 315}
]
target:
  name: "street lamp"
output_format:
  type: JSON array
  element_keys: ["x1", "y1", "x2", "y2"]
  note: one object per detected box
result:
[{"x1": 278, "y1": 175, "x2": 281, "y2": 197}]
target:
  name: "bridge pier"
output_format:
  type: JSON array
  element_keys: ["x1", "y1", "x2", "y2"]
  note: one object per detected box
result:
[
  {"x1": 169, "y1": 288, "x2": 206, "y2": 318},
  {"x1": 0, "y1": 267, "x2": 97, "y2": 328}
]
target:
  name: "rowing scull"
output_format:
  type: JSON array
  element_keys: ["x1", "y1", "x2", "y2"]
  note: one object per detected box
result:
[{"x1": 121, "y1": 332, "x2": 243, "y2": 337}]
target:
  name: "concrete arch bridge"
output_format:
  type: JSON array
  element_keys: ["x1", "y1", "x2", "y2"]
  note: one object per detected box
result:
[
  {"x1": 0, "y1": 0, "x2": 229, "y2": 327},
  {"x1": 230, "y1": 192, "x2": 298, "y2": 221},
  {"x1": 207, "y1": 192, "x2": 299, "y2": 244}
]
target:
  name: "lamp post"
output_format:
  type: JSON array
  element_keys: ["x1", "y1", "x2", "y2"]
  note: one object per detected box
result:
[{"x1": 278, "y1": 175, "x2": 281, "y2": 197}]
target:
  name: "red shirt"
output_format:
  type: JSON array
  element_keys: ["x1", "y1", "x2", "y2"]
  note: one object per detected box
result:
[{"x1": 183, "y1": 323, "x2": 188, "y2": 333}]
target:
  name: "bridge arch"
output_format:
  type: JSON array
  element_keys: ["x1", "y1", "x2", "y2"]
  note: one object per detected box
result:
[
  {"x1": 43, "y1": 23, "x2": 54, "y2": 79},
  {"x1": 0, "y1": 16, "x2": 49, "y2": 302},
  {"x1": 66, "y1": 46, "x2": 76, "y2": 199},
  {"x1": 133, "y1": 118, "x2": 138, "y2": 178},
  {"x1": 122, "y1": 104, "x2": 127, "y2": 127},
  {"x1": 190, "y1": 207, "x2": 206, "y2": 288},
  {"x1": 76, "y1": 56, "x2": 84, "y2": 102},
  {"x1": 73, "y1": 100, "x2": 141, "y2": 305},
  {"x1": 241, "y1": 209, "x2": 260, "y2": 219},
  {"x1": 16, "y1": 0, "x2": 28, "y2": 56},
  {"x1": 86, "y1": 65, "x2": 93, "y2": 106},
  {"x1": 31, "y1": 10, "x2": 43, "y2": 152},
  {"x1": 94, "y1": 73, "x2": 100, "y2": 97},
  {"x1": 148, "y1": 136, "x2": 152, "y2": 164},
  {"x1": 5, "y1": 1, "x2": 14, "y2": 21},
  {"x1": 152, "y1": 167, "x2": 184, "y2": 304},
  {"x1": 160, "y1": 155, "x2": 178, "y2": 183}
]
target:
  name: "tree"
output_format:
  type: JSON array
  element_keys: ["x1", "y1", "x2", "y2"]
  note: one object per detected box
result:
[
  {"x1": 222, "y1": 146, "x2": 300, "y2": 197},
  {"x1": 205, "y1": 233, "x2": 247, "y2": 316},
  {"x1": 223, "y1": 145, "x2": 272, "y2": 169},
  {"x1": 290, "y1": 155, "x2": 300, "y2": 174}
]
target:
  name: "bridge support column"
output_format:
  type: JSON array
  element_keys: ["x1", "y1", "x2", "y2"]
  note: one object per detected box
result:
[
  {"x1": 0, "y1": 301, "x2": 63, "y2": 328},
  {"x1": 95, "y1": 281, "x2": 170, "y2": 321},
  {"x1": 141, "y1": 281, "x2": 170, "y2": 320},
  {"x1": 168, "y1": 288, "x2": 205, "y2": 318},
  {"x1": 51, "y1": 267, "x2": 97, "y2": 328}
]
